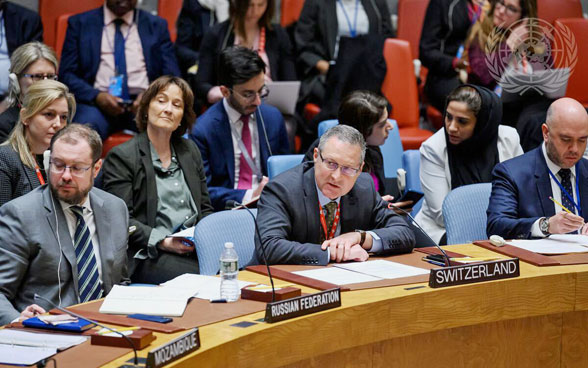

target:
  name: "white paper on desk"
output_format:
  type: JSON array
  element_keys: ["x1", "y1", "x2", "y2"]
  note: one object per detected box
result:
[
  {"x1": 99, "y1": 285, "x2": 196, "y2": 316},
  {"x1": 0, "y1": 329, "x2": 87, "y2": 350},
  {"x1": 161, "y1": 273, "x2": 255, "y2": 300},
  {"x1": 293, "y1": 267, "x2": 383, "y2": 285},
  {"x1": 335, "y1": 260, "x2": 430, "y2": 279},
  {"x1": 0, "y1": 344, "x2": 56, "y2": 365},
  {"x1": 508, "y1": 234, "x2": 588, "y2": 255}
]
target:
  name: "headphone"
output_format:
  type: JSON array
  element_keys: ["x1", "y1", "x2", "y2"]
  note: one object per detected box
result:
[{"x1": 8, "y1": 72, "x2": 20, "y2": 97}]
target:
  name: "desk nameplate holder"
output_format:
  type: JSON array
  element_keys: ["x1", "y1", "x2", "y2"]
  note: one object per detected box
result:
[
  {"x1": 429, "y1": 258, "x2": 520, "y2": 288},
  {"x1": 265, "y1": 288, "x2": 341, "y2": 323},
  {"x1": 146, "y1": 328, "x2": 200, "y2": 368}
]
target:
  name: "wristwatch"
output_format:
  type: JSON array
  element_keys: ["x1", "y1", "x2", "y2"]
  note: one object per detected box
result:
[
  {"x1": 355, "y1": 230, "x2": 366, "y2": 246},
  {"x1": 539, "y1": 217, "x2": 550, "y2": 236}
]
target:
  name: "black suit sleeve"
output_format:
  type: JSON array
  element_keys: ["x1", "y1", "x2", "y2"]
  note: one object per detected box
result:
[{"x1": 419, "y1": 0, "x2": 456, "y2": 75}]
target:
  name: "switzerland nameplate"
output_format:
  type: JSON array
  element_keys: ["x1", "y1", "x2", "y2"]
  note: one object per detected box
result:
[
  {"x1": 265, "y1": 288, "x2": 341, "y2": 323},
  {"x1": 429, "y1": 258, "x2": 520, "y2": 288},
  {"x1": 146, "y1": 328, "x2": 200, "y2": 368}
]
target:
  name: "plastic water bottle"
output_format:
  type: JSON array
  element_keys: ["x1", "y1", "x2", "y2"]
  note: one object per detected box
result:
[{"x1": 219, "y1": 242, "x2": 240, "y2": 302}]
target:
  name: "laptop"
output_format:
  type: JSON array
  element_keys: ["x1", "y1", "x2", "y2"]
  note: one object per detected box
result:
[{"x1": 264, "y1": 81, "x2": 301, "y2": 115}]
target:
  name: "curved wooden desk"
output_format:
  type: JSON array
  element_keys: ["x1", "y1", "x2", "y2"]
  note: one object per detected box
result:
[{"x1": 103, "y1": 244, "x2": 588, "y2": 367}]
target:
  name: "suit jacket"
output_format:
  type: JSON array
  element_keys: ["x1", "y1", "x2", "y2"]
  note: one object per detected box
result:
[
  {"x1": 256, "y1": 163, "x2": 415, "y2": 265},
  {"x1": 294, "y1": 0, "x2": 393, "y2": 75},
  {"x1": 0, "y1": 105, "x2": 19, "y2": 144},
  {"x1": 3, "y1": 1, "x2": 43, "y2": 55},
  {"x1": 193, "y1": 20, "x2": 297, "y2": 103},
  {"x1": 0, "y1": 144, "x2": 42, "y2": 207},
  {"x1": 487, "y1": 146, "x2": 588, "y2": 239},
  {"x1": 190, "y1": 101, "x2": 290, "y2": 211},
  {"x1": 102, "y1": 132, "x2": 214, "y2": 269},
  {"x1": 0, "y1": 185, "x2": 129, "y2": 325},
  {"x1": 415, "y1": 125, "x2": 523, "y2": 243},
  {"x1": 59, "y1": 7, "x2": 180, "y2": 104},
  {"x1": 175, "y1": 0, "x2": 215, "y2": 74}
]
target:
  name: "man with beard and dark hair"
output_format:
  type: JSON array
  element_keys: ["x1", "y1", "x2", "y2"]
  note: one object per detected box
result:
[
  {"x1": 0, "y1": 124, "x2": 129, "y2": 325},
  {"x1": 487, "y1": 98, "x2": 588, "y2": 239}
]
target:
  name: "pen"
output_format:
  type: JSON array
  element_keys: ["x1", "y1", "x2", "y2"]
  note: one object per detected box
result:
[
  {"x1": 211, "y1": 299, "x2": 227, "y2": 303},
  {"x1": 98, "y1": 326, "x2": 139, "y2": 335},
  {"x1": 549, "y1": 196, "x2": 573, "y2": 214},
  {"x1": 422, "y1": 258, "x2": 445, "y2": 267}
]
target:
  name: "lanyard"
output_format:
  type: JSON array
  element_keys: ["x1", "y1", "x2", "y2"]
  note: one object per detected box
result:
[
  {"x1": 548, "y1": 164, "x2": 582, "y2": 216},
  {"x1": 319, "y1": 201, "x2": 341, "y2": 240},
  {"x1": 258, "y1": 27, "x2": 266, "y2": 53},
  {"x1": 34, "y1": 164, "x2": 45, "y2": 185},
  {"x1": 337, "y1": 0, "x2": 360, "y2": 38},
  {"x1": 228, "y1": 113, "x2": 263, "y2": 182},
  {"x1": 103, "y1": 13, "x2": 136, "y2": 61}
]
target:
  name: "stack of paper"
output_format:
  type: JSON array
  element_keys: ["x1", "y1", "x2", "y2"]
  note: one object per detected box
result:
[
  {"x1": 508, "y1": 234, "x2": 588, "y2": 255},
  {"x1": 162, "y1": 274, "x2": 255, "y2": 300},
  {"x1": 0, "y1": 330, "x2": 87, "y2": 365},
  {"x1": 99, "y1": 285, "x2": 197, "y2": 316}
]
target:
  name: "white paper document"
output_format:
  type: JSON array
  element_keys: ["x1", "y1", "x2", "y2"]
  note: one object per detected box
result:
[
  {"x1": 0, "y1": 329, "x2": 87, "y2": 350},
  {"x1": 335, "y1": 260, "x2": 431, "y2": 279},
  {"x1": 99, "y1": 285, "x2": 196, "y2": 316},
  {"x1": 162, "y1": 273, "x2": 255, "y2": 300},
  {"x1": 293, "y1": 267, "x2": 383, "y2": 285},
  {"x1": 0, "y1": 345, "x2": 57, "y2": 365},
  {"x1": 508, "y1": 234, "x2": 588, "y2": 255}
]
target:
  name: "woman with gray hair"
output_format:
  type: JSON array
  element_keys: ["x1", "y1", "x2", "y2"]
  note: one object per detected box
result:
[
  {"x1": 0, "y1": 42, "x2": 59, "y2": 143},
  {"x1": 0, "y1": 79, "x2": 75, "y2": 206}
]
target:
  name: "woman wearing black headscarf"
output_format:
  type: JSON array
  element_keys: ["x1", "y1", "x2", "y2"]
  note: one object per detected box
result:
[{"x1": 415, "y1": 84, "x2": 523, "y2": 244}]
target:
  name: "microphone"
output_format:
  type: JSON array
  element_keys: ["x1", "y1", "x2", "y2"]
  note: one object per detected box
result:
[
  {"x1": 225, "y1": 200, "x2": 276, "y2": 303},
  {"x1": 34, "y1": 293, "x2": 141, "y2": 367},
  {"x1": 386, "y1": 202, "x2": 451, "y2": 267}
]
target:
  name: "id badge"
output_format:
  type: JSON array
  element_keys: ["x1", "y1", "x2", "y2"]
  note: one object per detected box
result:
[{"x1": 108, "y1": 74, "x2": 124, "y2": 97}]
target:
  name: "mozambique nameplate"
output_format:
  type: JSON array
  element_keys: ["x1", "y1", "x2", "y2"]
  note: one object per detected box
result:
[
  {"x1": 146, "y1": 328, "x2": 200, "y2": 368},
  {"x1": 429, "y1": 258, "x2": 520, "y2": 288},
  {"x1": 264, "y1": 288, "x2": 341, "y2": 323}
]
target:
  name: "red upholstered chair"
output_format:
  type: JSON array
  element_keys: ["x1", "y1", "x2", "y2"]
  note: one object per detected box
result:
[
  {"x1": 39, "y1": 0, "x2": 103, "y2": 49},
  {"x1": 54, "y1": 14, "x2": 72, "y2": 61},
  {"x1": 381, "y1": 39, "x2": 433, "y2": 150},
  {"x1": 397, "y1": 0, "x2": 430, "y2": 60},
  {"x1": 102, "y1": 132, "x2": 134, "y2": 158},
  {"x1": 281, "y1": 0, "x2": 305, "y2": 27},
  {"x1": 554, "y1": 18, "x2": 588, "y2": 107},
  {"x1": 157, "y1": 0, "x2": 183, "y2": 43},
  {"x1": 537, "y1": 0, "x2": 583, "y2": 24}
]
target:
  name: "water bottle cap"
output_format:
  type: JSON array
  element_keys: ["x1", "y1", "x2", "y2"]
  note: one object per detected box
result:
[{"x1": 224, "y1": 242, "x2": 234, "y2": 249}]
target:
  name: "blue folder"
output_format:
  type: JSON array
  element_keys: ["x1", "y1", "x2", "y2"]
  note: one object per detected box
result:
[{"x1": 22, "y1": 316, "x2": 95, "y2": 332}]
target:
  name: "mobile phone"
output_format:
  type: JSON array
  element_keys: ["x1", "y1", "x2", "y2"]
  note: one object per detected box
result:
[
  {"x1": 119, "y1": 99, "x2": 133, "y2": 108},
  {"x1": 127, "y1": 313, "x2": 172, "y2": 324},
  {"x1": 394, "y1": 190, "x2": 424, "y2": 204}
]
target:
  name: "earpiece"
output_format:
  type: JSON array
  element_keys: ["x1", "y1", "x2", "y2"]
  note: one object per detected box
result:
[{"x1": 8, "y1": 73, "x2": 20, "y2": 97}]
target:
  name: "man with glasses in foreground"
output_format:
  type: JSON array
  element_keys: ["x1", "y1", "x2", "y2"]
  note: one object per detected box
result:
[
  {"x1": 0, "y1": 124, "x2": 129, "y2": 325},
  {"x1": 257, "y1": 125, "x2": 415, "y2": 265},
  {"x1": 191, "y1": 46, "x2": 289, "y2": 211}
]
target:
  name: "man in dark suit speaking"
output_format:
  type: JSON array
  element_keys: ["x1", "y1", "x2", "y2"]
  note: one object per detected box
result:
[
  {"x1": 0, "y1": 124, "x2": 129, "y2": 325},
  {"x1": 257, "y1": 125, "x2": 415, "y2": 265},
  {"x1": 487, "y1": 98, "x2": 588, "y2": 239}
]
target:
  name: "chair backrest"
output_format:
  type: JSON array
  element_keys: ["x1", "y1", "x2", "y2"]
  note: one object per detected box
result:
[
  {"x1": 317, "y1": 119, "x2": 339, "y2": 138},
  {"x1": 381, "y1": 39, "x2": 420, "y2": 129},
  {"x1": 397, "y1": 0, "x2": 430, "y2": 60},
  {"x1": 555, "y1": 18, "x2": 588, "y2": 106},
  {"x1": 381, "y1": 120, "x2": 403, "y2": 178},
  {"x1": 39, "y1": 0, "x2": 103, "y2": 49},
  {"x1": 55, "y1": 13, "x2": 72, "y2": 60},
  {"x1": 442, "y1": 183, "x2": 492, "y2": 245},
  {"x1": 157, "y1": 0, "x2": 183, "y2": 43},
  {"x1": 537, "y1": 0, "x2": 583, "y2": 24},
  {"x1": 193, "y1": 210, "x2": 258, "y2": 275},
  {"x1": 281, "y1": 0, "x2": 305, "y2": 27},
  {"x1": 267, "y1": 154, "x2": 304, "y2": 179},
  {"x1": 401, "y1": 149, "x2": 422, "y2": 214}
]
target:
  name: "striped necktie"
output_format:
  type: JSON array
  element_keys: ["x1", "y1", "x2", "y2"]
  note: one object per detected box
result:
[{"x1": 70, "y1": 206, "x2": 103, "y2": 302}]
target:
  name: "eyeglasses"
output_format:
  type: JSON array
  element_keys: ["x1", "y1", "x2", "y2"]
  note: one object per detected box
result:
[
  {"x1": 318, "y1": 150, "x2": 361, "y2": 176},
  {"x1": 230, "y1": 85, "x2": 270, "y2": 103},
  {"x1": 50, "y1": 160, "x2": 93, "y2": 177},
  {"x1": 495, "y1": 0, "x2": 521, "y2": 16},
  {"x1": 21, "y1": 73, "x2": 59, "y2": 81}
]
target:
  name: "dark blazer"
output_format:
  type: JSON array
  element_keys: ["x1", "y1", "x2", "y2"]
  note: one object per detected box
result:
[
  {"x1": 0, "y1": 106, "x2": 20, "y2": 144},
  {"x1": 294, "y1": 0, "x2": 393, "y2": 75},
  {"x1": 59, "y1": 7, "x2": 180, "y2": 104},
  {"x1": 3, "y1": 1, "x2": 43, "y2": 55},
  {"x1": 190, "y1": 101, "x2": 290, "y2": 211},
  {"x1": 175, "y1": 0, "x2": 215, "y2": 73},
  {"x1": 194, "y1": 20, "x2": 297, "y2": 102},
  {"x1": 101, "y1": 132, "x2": 214, "y2": 267},
  {"x1": 0, "y1": 144, "x2": 42, "y2": 207},
  {"x1": 257, "y1": 163, "x2": 415, "y2": 265},
  {"x1": 487, "y1": 147, "x2": 588, "y2": 239}
]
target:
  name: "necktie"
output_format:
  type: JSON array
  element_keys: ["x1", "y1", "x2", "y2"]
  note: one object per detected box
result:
[
  {"x1": 320, "y1": 201, "x2": 338, "y2": 242},
  {"x1": 70, "y1": 206, "x2": 103, "y2": 302},
  {"x1": 237, "y1": 115, "x2": 253, "y2": 189},
  {"x1": 113, "y1": 18, "x2": 130, "y2": 100},
  {"x1": 558, "y1": 168, "x2": 576, "y2": 215}
]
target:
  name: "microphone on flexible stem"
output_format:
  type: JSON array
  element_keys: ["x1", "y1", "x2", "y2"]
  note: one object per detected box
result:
[
  {"x1": 386, "y1": 202, "x2": 451, "y2": 267},
  {"x1": 34, "y1": 293, "x2": 141, "y2": 367},
  {"x1": 225, "y1": 200, "x2": 276, "y2": 303}
]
